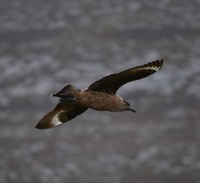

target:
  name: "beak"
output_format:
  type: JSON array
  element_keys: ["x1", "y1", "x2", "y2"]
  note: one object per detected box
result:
[{"x1": 129, "y1": 107, "x2": 136, "y2": 113}]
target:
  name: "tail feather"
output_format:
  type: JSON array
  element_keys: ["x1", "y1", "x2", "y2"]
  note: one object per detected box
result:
[{"x1": 51, "y1": 84, "x2": 80, "y2": 98}]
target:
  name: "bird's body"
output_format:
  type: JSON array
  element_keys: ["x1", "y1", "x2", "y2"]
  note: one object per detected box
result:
[
  {"x1": 36, "y1": 60, "x2": 164, "y2": 129},
  {"x1": 74, "y1": 90, "x2": 128, "y2": 112}
]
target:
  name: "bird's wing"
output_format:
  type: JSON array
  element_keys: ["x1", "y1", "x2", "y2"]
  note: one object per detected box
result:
[
  {"x1": 36, "y1": 101, "x2": 87, "y2": 129},
  {"x1": 88, "y1": 59, "x2": 163, "y2": 94}
]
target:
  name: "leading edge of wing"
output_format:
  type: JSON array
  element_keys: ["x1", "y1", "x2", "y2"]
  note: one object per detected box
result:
[{"x1": 88, "y1": 59, "x2": 164, "y2": 94}]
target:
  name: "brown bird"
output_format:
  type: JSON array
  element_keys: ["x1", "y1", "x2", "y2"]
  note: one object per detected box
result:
[{"x1": 36, "y1": 59, "x2": 163, "y2": 129}]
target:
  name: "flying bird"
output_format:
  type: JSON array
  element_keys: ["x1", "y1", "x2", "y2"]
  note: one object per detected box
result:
[{"x1": 36, "y1": 59, "x2": 163, "y2": 129}]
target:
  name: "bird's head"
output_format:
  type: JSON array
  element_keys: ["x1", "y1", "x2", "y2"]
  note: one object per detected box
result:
[{"x1": 122, "y1": 100, "x2": 136, "y2": 113}]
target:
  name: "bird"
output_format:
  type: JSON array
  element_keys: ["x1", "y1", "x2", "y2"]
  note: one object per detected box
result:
[{"x1": 36, "y1": 59, "x2": 163, "y2": 129}]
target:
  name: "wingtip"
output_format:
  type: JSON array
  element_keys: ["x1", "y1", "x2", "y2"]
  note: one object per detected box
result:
[
  {"x1": 154, "y1": 59, "x2": 164, "y2": 70},
  {"x1": 35, "y1": 123, "x2": 44, "y2": 129},
  {"x1": 35, "y1": 121, "x2": 53, "y2": 129},
  {"x1": 35, "y1": 123, "x2": 47, "y2": 129}
]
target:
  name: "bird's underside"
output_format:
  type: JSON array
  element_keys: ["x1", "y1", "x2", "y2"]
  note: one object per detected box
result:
[{"x1": 36, "y1": 59, "x2": 163, "y2": 129}]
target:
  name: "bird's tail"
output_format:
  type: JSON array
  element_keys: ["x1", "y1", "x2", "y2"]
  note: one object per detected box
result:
[{"x1": 51, "y1": 84, "x2": 80, "y2": 101}]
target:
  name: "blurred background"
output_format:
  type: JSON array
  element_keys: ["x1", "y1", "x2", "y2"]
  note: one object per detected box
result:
[{"x1": 0, "y1": 0, "x2": 200, "y2": 183}]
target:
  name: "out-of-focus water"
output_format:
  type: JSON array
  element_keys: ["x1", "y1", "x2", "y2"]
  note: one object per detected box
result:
[{"x1": 0, "y1": 0, "x2": 200, "y2": 183}]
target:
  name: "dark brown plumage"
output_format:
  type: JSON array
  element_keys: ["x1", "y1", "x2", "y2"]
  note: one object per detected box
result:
[
  {"x1": 88, "y1": 59, "x2": 163, "y2": 94},
  {"x1": 36, "y1": 59, "x2": 164, "y2": 129},
  {"x1": 36, "y1": 102, "x2": 87, "y2": 129}
]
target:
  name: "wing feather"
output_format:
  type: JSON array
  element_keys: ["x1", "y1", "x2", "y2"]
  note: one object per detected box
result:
[
  {"x1": 36, "y1": 101, "x2": 87, "y2": 129},
  {"x1": 88, "y1": 59, "x2": 163, "y2": 94}
]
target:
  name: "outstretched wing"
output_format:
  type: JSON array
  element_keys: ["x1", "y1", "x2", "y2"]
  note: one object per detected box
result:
[
  {"x1": 36, "y1": 101, "x2": 87, "y2": 129},
  {"x1": 88, "y1": 59, "x2": 163, "y2": 94}
]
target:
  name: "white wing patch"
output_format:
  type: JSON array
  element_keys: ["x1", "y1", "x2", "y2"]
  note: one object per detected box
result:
[
  {"x1": 132, "y1": 64, "x2": 162, "y2": 73},
  {"x1": 51, "y1": 114, "x2": 62, "y2": 127},
  {"x1": 51, "y1": 110, "x2": 66, "y2": 127},
  {"x1": 145, "y1": 65, "x2": 161, "y2": 71}
]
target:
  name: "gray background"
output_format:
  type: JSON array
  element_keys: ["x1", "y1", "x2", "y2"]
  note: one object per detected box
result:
[{"x1": 0, "y1": 0, "x2": 200, "y2": 183}]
